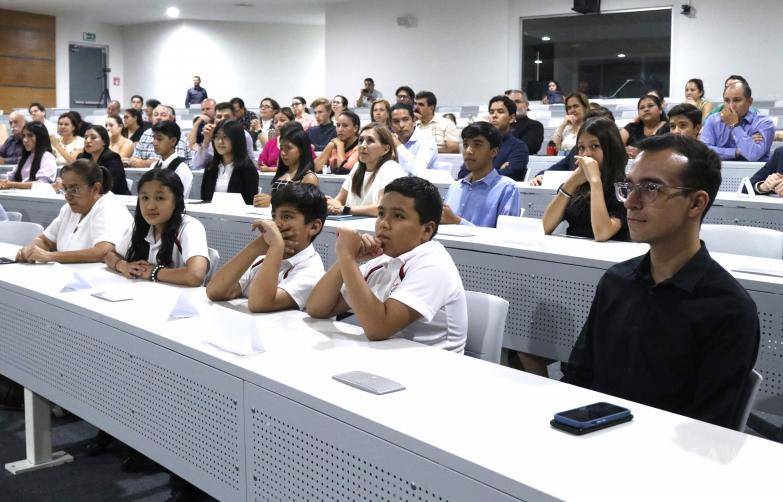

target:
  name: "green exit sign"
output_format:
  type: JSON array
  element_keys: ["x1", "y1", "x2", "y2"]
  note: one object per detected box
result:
[{"x1": 82, "y1": 32, "x2": 96, "y2": 42}]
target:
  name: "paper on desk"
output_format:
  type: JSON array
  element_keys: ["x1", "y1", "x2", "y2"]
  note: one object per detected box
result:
[
  {"x1": 437, "y1": 225, "x2": 476, "y2": 237},
  {"x1": 169, "y1": 292, "x2": 200, "y2": 319},
  {"x1": 30, "y1": 181, "x2": 58, "y2": 196},
  {"x1": 731, "y1": 267, "x2": 783, "y2": 279},
  {"x1": 202, "y1": 314, "x2": 264, "y2": 356},
  {"x1": 62, "y1": 271, "x2": 92, "y2": 291},
  {"x1": 210, "y1": 192, "x2": 246, "y2": 209}
]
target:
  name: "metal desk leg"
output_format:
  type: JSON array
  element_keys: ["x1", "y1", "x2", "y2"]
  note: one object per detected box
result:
[{"x1": 4, "y1": 388, "x2": 74, "y2": 474}]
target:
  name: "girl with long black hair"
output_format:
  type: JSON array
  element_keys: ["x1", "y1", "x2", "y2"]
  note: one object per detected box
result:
[
  {"x1": 106, "y1": 169, "x2": 210, "y2": 286},
  {"x1": 200, "y1": 119, "x2": 259, "y2": 204},
  {"x1": 0, "y1": 121, "x2": 56, "y2": 189}
]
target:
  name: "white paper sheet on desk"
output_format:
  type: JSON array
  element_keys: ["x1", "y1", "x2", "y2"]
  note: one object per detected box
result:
[
  {"x1": 437, "y1": 226, "x2": 476, "y2": 237},
  {"x1": 245, "y1": 208, "x2": 271, "y2": 217},
  {"x1": 62, "y1": 270, "x2": 92, "y2": 291},
  {"x1": 30, "y1": 181, "x2": 58, "y2": 196},
  {"x1": 731, "y1": 267, "x2": 783, "y2": 279},
  {"x1": 169, "y1": 292, "x2": 200, "y2": 319},
  {"x1": 210, "y1": 192, "x2": 246, "y2": 209},
  {"x1": 202, "y1": 315, "x2": 264, "y2": 356}
]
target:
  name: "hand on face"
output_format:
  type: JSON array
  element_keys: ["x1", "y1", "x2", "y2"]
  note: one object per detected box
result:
[
  {"x1": 720, "y1": 105, "x2": 740, "y2": 127},
  {"x1": 576, "y1": 155, "x2": 601, "y2": 185},
  {"x1": 251, "y1": 219, "x2": 285, "y2": 250},
  {"x1": 253, "y1": 193, "x2": 271, "y2": 207},
  {"x1": 335, "y1": 227, "x2": 382, "y2": 262}
]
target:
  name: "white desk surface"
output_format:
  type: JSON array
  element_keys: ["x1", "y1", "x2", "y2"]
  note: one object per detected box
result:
[{"x1": 1, "y1": 242, "x2": 783, "y2": 500}]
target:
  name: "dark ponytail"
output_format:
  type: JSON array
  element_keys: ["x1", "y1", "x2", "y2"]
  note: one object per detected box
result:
[{"x1": 60, "y1": 158, "x2": 110, "y2": 194}]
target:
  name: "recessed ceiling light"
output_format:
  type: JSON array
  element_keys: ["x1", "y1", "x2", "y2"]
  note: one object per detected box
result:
[
  {"x1": 166, "y1": 6, "x2": 180, "y2": 18},
  {"x1": 534, "y1": 59, "x2": 543, "y2": 64},
  {"x1": 617, "y1": 53, "x2": 626, "y2": 58},
  {"x1": 541, "y1": 36, "x2": 551, "y2": 41}
]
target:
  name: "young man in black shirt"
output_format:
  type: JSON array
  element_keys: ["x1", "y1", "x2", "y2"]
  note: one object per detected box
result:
[{"x1": 562, "y1": 135, "x2": 760, "y2": 428}]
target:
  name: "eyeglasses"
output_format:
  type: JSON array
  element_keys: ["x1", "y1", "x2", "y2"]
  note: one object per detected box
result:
[
  {"x1": 614, "y1": 181, "x2": 695, "y2": 203},
  {"x1": 291, "y1": 102, "x2": 303, "y2": 107},
  {"x1": 61, "y1": 185, "x2": 88, "y2": 197},
  {"x1": 214, "y1": 134, "x2": 229, "y2": 143},
  {"x1": 260, "y1": 104, "x2": 273, "y2": 109}
]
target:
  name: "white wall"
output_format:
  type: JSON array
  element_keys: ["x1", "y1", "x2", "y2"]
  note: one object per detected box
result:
[
  {"x1": 324, "y1": 0, "x2": 510, "y2": 106},
  {"x1": 122, "y1": 20, "x2": 325, "y2": 110},
  {"x1": 56, "y1": 16, "x2": 125, "y2": 108},
  {"x1": 325, "y1": 0, "x2": 783, "y2": 105}
]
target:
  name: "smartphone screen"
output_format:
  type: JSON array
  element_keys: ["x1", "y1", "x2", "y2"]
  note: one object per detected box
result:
[{"x1": 555, "y1": 402, "x2": 630, "y2": 427}]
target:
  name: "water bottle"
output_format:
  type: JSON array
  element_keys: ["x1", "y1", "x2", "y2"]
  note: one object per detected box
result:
[
  {"x1": 323, "y1": 163, "x2": 331, "y2": 175},
  {"x1": 546, "y1": 141, "x2": 557, "y2": 156}
]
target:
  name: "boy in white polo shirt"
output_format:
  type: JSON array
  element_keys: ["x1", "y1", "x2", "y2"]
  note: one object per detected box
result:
[
  {"x1": 207, "y1": 183, "x2": 327, "y2": 312},
  {"x1": 307, "y1": 176, "x2": 467, "y2": 353}
]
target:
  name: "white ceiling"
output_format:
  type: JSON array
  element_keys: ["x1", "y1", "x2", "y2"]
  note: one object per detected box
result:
[{"x1": 0, "y1": 0, "x2": 352, "y2": 25}]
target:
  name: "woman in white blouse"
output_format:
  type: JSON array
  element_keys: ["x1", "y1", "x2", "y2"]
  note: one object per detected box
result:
[
  {"x1": 326, "y1": 123, "x2": 406, "y2": 217},
  {"x1": 0, "y1": 122, "x2": 57, "y2": 189},
  {"x1": 106, "y1": 169, "x2": 210, "y2": 286},
  {"x1": 15, "y1": 159, "x2": 133, "y2": 263},
  {"x1": 552, "y1": 93, "x2": 589, "y2": 154},
  {"x1": 51, "y1": 112, "x2": 84, "y2": 164}
]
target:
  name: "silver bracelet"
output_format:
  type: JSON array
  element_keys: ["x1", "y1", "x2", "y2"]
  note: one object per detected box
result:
[{"x1": 557, "y1": 183, "x2": 573, "y2": 199}]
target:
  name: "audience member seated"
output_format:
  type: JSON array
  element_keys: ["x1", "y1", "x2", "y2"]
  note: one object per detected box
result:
[
  {"x1": 542, "y1": 117, "x2": 630, "y2": 242},
  {"x1": 129, "y1": 105, "x2": 191, "y2": 168},
  {"x1": 130, "y1": 94, "x2": 144, "y2": 114},
  {"x1": 308, "y1": 98, "x2": 337, "y2": 151},
  {"x1": 749, "y1": 146, "x2": 783, "y2": 195},
  {"x1": 143, "y1": 99, "x2": 160, "y2": 126},
  {"x1": 331, "y1": 95, "x2": 348, "y2": 116},
  {"x1": 0, "y1": 111, "x2": 25, "y2": 165},
  {"x1": 667, "y1": 103, "x2": 702, "y2": 139},
  {"x1": 51, "y1": 112, "x2": 85, "y2": 164},
  {"x1": 231, "y1": 97, "x2": 258, "y2": 132},
  {"x1": 529, "y1": 107, "x2": 615, "y2": 186},
  {"x1": 443, "y1": 122, "x2": 521, "y2": 227},
  {"x1": 541, "y1": 80, "x2": 565, "y2": 105},
  {"x1": 258, "y1": 108, "x2": 297, "y2": 171},
  {"x1": 700, "y1": 81, "x2": 774, "y2": 162},
  {"x1": 151, "y1": 121, "x2": 192, "y2": 197},
  {"x1": 562, "y1": 135, "x2": 760, "y2": 429},
  {"x1": 709, "y1": 75, "x2": 752, "y2": 116},
  {"x1": 28, "y1": 102, "x2": 57, "y2": 136},
  {"x1": 326, "y1": 123, "x2": 406, "y2": 217},
  {"x1": 356, "y1": 77, "x2": 383, "y2": 108},
  {"x1": 15, "y1": 159, "x2": 132, "y2": 264},
  {"x1": 187, "y1": 98, "x2": 217, "y2": 149},
  {"x1": 192, "y1": 102, "x2": 254, "y2": 171},
  {"x1": 553, "y1": 93, "x2": 588, "y2": 154},
  {"x1": 77, "y1": 125, "x2": 131, "y2": 195},
  {"x1": 94, "y1": 100, "x2": 121, "y2": 127},
  {"x1": 254, "y1": 125, "x2": 319, "y2": 207},
  {"x1": 107, "y1": 169, "x2": 209, "y2": 287},
  {"x1": 372, "y1": 99, "x2": 391, "y2": 128},
  {"x1": 415, "y1": 91, "x2": 459, "y2": 154},
  {"x1": 458, "y1": 96, "x2": 529, "y2": 181},
  {"x1": 251, "y1": 97, "x2": 280, "y2": 148},
  {"x1": 105, "y1": 115, "x2": 135, "y2": 159},
  {"x1": 0, "y1": 122, "x2": 56, "y2": 189},
  {"x1": 69, "y1": 111, "x2": 92, "y2": 138},
  {"x1": 506, "y1": 89, "x2": 544, "y2": 155},
  {"x1": 395, "y1": 85, "x2": 415, "y2": 106},
  {"x1": 200, "y1": 120, "x2": 259, "y2": 205},
  {"x1": 208, "y1": 183, "x2": 327, "y2": 313},
  {"x1": 390, "y1": 103, "x2": 437, "y2": 176},
  {"x1": 291, "y1": 96, "x2": 316, "y2": 131},
  {"x1": 315, "y1": 111, "x2": 361, "y2": 174},
  {"x1": 307, "y1": 176, "x2": 467, "y2": 352},
  {"x1": 684, "y1": 78, "x2": 713, "y2": 121},
  {"x1": 122, "y1": 108, "x2": 147, "y2": 143},
  {"x1": 620, "y1": 94, "x2": 669, "y2": 158},
  {"x1": 185, "y1": 75, "x2": 208, "y2": 108}
]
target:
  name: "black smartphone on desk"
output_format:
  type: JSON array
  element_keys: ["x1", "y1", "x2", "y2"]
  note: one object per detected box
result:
[
  {"x1": 0, "y1": 257, "x2": 16, "y2": 265},
  {"x1": 551, "y1": 402, "x2": 632, "y2": 435}
]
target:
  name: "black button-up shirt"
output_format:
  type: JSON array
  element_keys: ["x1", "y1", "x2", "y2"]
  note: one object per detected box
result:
[
  {"x1": 562, "y1": 243, "x2": 759, "y2": 428},
  {"x1": 185, "y1": 86, "x2": 208, "y2": 107}
]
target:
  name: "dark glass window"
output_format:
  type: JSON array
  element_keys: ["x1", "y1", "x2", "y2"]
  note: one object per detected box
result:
[{"x1": 522, "y1": 9, "x2": 671, "y2": 100}]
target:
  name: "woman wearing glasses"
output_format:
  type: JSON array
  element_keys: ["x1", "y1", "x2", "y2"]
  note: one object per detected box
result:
[
  {"x1": 542, "y1": 117, "x2": 630, "y2": 242},
  {"x1": 290, "y1": 96, "x2": 316, "y2": 131},
  {"x1": 15, "y1": 159, "x2": 133, "y2": 263}
]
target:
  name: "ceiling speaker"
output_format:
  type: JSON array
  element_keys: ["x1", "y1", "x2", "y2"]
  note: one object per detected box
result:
[{"x1": 572, "y1": 0, "x2": 600, "y2": 14}]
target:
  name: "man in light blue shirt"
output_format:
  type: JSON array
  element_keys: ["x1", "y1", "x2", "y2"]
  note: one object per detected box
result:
[
  {"x1": 391, "y1": 103, "x2": 438, "y2": 176},
  {"x1": 700, "y1": 81, "x2": 774, "y2": 161},
  {"x1": 441, "y1": 122, "x2": 520, "y2": 227}
]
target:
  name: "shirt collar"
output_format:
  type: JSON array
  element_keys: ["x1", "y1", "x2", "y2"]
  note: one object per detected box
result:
[
  {"x1": 159, "y1": 152, "x2": 178, "y2": 169},
  {"x1": 405, "y1": 127, "x2": 423, "y2": 145},
  {"x1": 144, "y1": 225, "x2": 157, "y2": 245},
  {"x1": 740, "y1": 108, "x2": 758, "y2": 125},
  {"x1": 460, "y1": 167, "x2": 499, "y2": 187},
  {"x1": 283, "y1": 243, "x2": 316, "y2": 268},
  {"x1": 389, "y1": 240, "x2": 438, "y2": 266},
  {"x1": 633, "y1": 241, "x2": 711, "y2": 293}
]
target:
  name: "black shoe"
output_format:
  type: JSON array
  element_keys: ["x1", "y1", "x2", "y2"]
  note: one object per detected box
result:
[
  {"x1": 120, "y1": 450, "x2": 157, "y2": 473},
  {"x1": 84, "y1": 430, "x2": 114, "y2": 456}
]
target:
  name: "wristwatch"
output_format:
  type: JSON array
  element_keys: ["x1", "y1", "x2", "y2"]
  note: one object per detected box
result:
[{"x1": 342, "y1": 205, "x2": 351, "y2": 215}]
